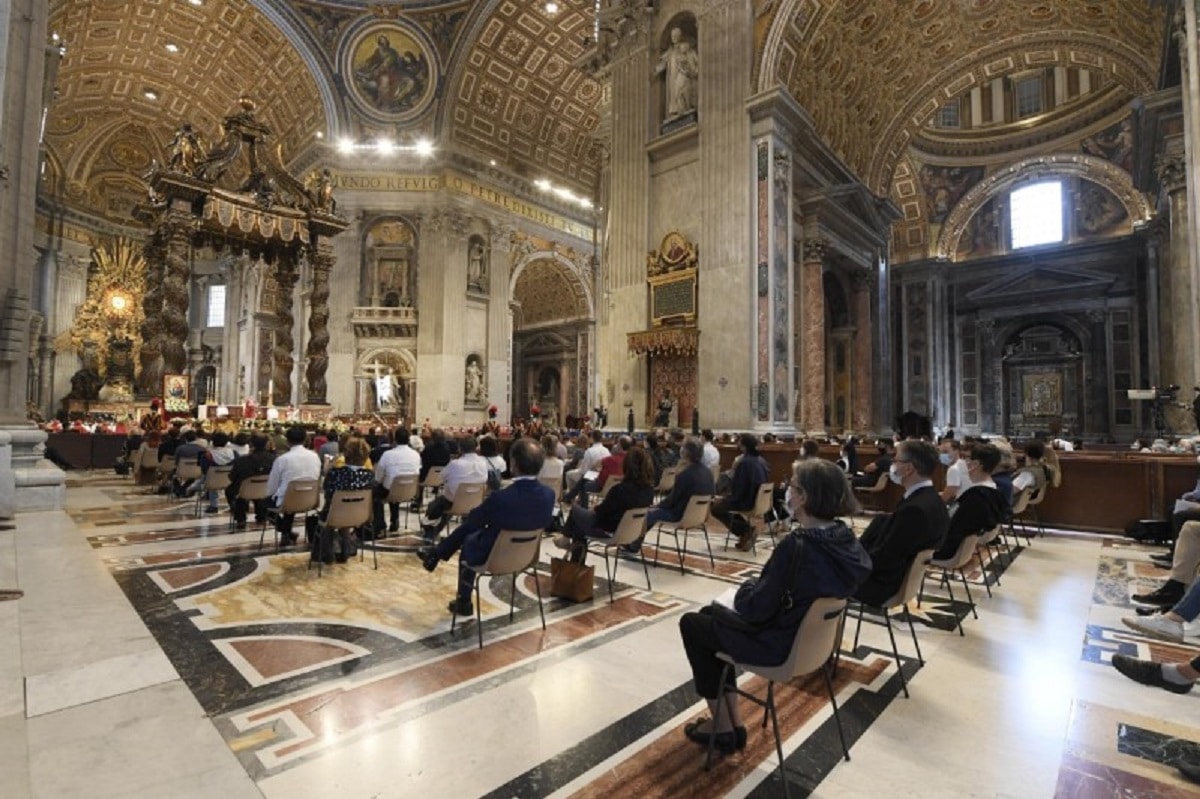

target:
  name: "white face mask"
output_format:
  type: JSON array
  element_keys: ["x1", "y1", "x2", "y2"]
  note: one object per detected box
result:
[{"x1": 888, "y1": 464, "x2": 904, "y2": 485}]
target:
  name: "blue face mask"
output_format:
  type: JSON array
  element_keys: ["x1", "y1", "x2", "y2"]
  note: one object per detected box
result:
[{"x1": 939, "y1": 452, "x2": 953, "y2": 466}]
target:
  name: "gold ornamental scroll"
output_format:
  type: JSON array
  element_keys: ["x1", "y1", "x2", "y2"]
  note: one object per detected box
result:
[{"x1": 627, "y1": 327, "x2": 700, "y2": 358}]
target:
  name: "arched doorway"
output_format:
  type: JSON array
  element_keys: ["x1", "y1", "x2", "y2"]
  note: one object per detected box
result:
[
  {"x1": 510, "y1": 255, "x2": 593, "y2": 426},
  {"x1": 354, "y1": 348, "x2": 416, "y2": 419}
]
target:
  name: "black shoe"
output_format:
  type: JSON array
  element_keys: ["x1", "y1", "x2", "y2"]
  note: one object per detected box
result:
[
  {"x1": 683, "y1": 719, "x2": 747, "y2": 752},
  {"x1": 447, "y1": 598, "x2": 473, "y2": 616},
  {"x1": 1150, "y1": 552, "x2": 1174, "y2": 564},
  {"x1": 334, "y1": 555, "x2": 349, "y2": 564},
  {"x1": 388, "y1": 523, "x2": 400, "y2": 533},
  {"x1": 1111, "y1": 654, "x2": 1194, "y2": 694},
  {"x1": 234, "y1": 521, "x2": 247, "y2": 531},
  {"x1": 416, "y1": 546, "x2": 439, "y2": 572},
  {"x1": 281, "y1": 532, "x2": 299, "y2": 546},
  {"x1": 420, "y1": 524, "x2": 438, "y2": 541},
  {"x1": 1179, "y1": 761, "x2": 1200, "y2": 785},
  {"x1": 1132, "y1": 582, "x2": 1185, "y2": 606}
]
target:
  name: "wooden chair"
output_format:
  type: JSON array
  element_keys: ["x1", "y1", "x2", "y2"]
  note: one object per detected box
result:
[
  {"x1": 451, "y1": 528, "x2": 546, "y2": 649},
  {"x1": 310, "y1": 489, "x2": 372, "y2": 575},
  {"x1": 652, "y1": 494, "x2": 715, "y2": 574},
  {"x1": 261, "y1": 478, "x2": 320, "y2": 552},
  {"x1": 707, "y1": 597, "x2": 851, "y2": 797},
  {"x1": 585, "y1": 507, "x2": 651, "y2": 602},
  {"x1": 851, "y1": 549, "x2": 934, "y2": 698}
]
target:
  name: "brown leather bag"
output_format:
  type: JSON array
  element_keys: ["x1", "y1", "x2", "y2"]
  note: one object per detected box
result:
[{"x1": 550, "y1": 557, "x2": 594, "y2": 602}]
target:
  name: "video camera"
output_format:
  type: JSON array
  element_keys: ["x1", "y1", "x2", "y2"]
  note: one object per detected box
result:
[{"x1": 1156, "y1": 384, "x2": 1181, "y2": 401}]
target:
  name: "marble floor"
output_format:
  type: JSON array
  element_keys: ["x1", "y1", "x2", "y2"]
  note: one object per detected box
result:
[{"x1": 2, "y1": 473, "x2": 1200, "y2": 798}]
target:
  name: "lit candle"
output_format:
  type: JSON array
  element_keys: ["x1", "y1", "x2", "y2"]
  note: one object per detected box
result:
[{"x1": 268, "y1": 378, "x2": 274, "y2": 406}]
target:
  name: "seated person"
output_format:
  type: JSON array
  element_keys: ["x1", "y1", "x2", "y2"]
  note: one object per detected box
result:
[
  {"x1": 555, "y1": 445, "x2": 656, "y2": 562},
  {"x1": 265, "y1": 425, "x2": 322, "y2": 545},
  {"x1": 320, "y1": 436, "x2": 376, "y2": 563},
  {"x1": 416, "y1": 428, "x2": 453, "y2": 510},
  {"x1": 565, "y1": 429, "x2": 610, "y2": 493},
  {"x1": 854, "y1": 439, "x2": 950, "y2": 606},
  {"x1": 538, "y1": 434, "x2": 565, "y2": 487},
  {"x1": 1111, "y1": 650, "x2": 1200, "y2": 785},
  {"x1": 419, "y1": 436, "x2": 490, "y2": 540},
  {"x1": 989, "y1": 440, "x2": 1017, "y2": 508},
  {"x1": 837, "y1": 437, "x2": 861, "y2": 474},
  {"x1": 932, "y1": 443, "x2": 1007, "y2": 561},
  {"x1": 938, "y1": 438, "x2": 969, "y2": 503},
  {"x1": 373, "y1": 426, "x2": 421, "y2": 533},
  {"x1": 677, "y1": 459, "x2": 872, "y2": 753},
  {"x1": 700, "y1": 429, "x2": 721, "y2": 473},
  {"x1": 646, "y1": 438, "x2": 716, "y2": 530},
  {"x1": 200, "y1": 432, "x2": 238, "y2": 514},
  {"x1": 225, "y1": 434, "x2": 275, "y2": 530},
  {"x1": 851, "y1": 439, "x2": 893, "y2": 487},
  {"x1": 1133, "y1": 520, "x2": 1200, "y2": 607},
  {"x1": 479, "y1": 435, "x2": 507, "y2": 489},
  {"x1": 417, "y1": 438, "x2": 556, "y2": 616},
  {"x1": 1012, "y1": 440, "x2": 1049, "y2": 500},
  {"x1": 1123, "y1": 570, "x2": 1200, "y2": 643},
  {"x1": 566, "y1": 435, "x2": 632, "y2": 506},
  {"x1": 710, "y1": 433, "x2": 770, "y2": 551}
]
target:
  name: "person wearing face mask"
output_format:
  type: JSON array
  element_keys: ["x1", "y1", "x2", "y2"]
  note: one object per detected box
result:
[
  {"x1": 851, "y1": 439, "x2": 894, "y2": 487},
  {"x1": 853, "y1": 439, "x2": 950, "y2": 607},
  {"x1": 677, "y1": 459, "x2": 872, "y2": 756},
  {"x1": 938, "y1": 437, "x2": 969, "y2": 503},
  {"x1": 932, "y1": 443, "x2": 1007, "y2": 561}
]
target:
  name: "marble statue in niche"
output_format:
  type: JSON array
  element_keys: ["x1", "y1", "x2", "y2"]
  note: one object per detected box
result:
[
  {"x1": 467, "y1": 235, "x2": 487, "y2": 292},
  {"x1": 657, "y1": 27, "x2": 698, "y2": 120},
  {"x1": 465, "y1": 354, "x2": 486, "y2": 405}
]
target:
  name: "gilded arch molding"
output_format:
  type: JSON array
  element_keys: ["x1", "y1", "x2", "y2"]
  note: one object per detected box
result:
[
  {"x1": 510, "y1": 250, "x2": 594, "y2": 325},
  {"x1": 934, "y1": 153, "x2": 1152, "y2": 261}
]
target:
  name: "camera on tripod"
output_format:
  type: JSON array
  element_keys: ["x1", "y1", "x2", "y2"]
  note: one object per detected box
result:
[{"x1": 1156, "y1": 384, "x2": 1181, "y2": 401}]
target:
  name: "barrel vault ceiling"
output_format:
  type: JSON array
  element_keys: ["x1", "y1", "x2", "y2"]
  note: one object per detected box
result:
[{"x1": 44, "y1": 0, "x2": 1168, "y2": 227}]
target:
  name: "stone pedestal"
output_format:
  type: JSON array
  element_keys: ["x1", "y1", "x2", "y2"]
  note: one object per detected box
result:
[{"x1": 2, "y1": 425, "x2": 64, "y2": 512}]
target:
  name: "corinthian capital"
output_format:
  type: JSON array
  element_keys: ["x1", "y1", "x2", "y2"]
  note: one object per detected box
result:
[{"x1": 803, "y1": 238, "x2": 828, "y2": 265}]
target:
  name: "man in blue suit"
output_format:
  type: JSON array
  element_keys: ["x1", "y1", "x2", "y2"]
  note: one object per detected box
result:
[{"x1": 418, "y1": 438, "x2": 556, "y2": 616}]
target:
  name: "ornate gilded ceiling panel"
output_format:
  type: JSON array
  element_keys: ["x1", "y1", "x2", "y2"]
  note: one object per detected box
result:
[
  {"x1": 452, "y1": 0, "x2": 603, "y2": 191},
  {"x1": 769, "y1": 0, "x2": 1164, "y2": 192},
  {"x1": 512, "y1": 258, "x2": 589, "y2": 328},
  {"x1": 47, "y1": 0, "x2": 325, "y2": 220}
]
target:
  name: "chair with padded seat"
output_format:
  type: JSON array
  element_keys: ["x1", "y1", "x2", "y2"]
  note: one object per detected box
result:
[
  {"x1": 451, "y1": 528, "x2": 546, "y2": 649},
  {"x1": 310, "y1": 489, "x2": 372, "y2": 575},
  {"x1": 706, "y1": 597, "x2": 851, "y2": 798},
  {"x1": 850, "y1": 548, "x2": 934, "y2": 698},
  {"x1": 585, "y1": 506, "x2": 651, "y2": 602},
  {"x1": 652, "y1": 494, "x2": 714, "y2": 574}
]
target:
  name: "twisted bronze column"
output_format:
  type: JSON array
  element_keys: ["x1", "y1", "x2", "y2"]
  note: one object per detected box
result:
[
  {"x1": 271, "y1": 252, "x2": 299, "y2": 405},
  {"x1": 304, "y1": 243, "x2": 333, "y2": 404}
]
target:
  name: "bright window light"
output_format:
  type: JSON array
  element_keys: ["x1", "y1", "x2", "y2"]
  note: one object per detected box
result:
[
  {"x1": 207, "y1": 284, "x2": 226, "y2": 328},
  {"x1": 1010, "y1": 181, "x2": 1063, "y2": 250}
]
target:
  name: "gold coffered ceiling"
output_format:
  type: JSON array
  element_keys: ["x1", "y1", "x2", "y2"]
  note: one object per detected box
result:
[
  {"x1": 768, "y1": 0, "x2": 1165, "y2": 193},
  {"x1": 451, "y1": 0, "x2": 603, "y2": 190},
  {"x1": 46, "y1": 0, "x2": 325, "y2": 220}
]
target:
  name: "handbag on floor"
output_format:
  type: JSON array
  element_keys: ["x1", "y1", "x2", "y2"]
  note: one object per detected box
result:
[{"x1": 550, "y1": 557, "x2": 594, "y2": 602}]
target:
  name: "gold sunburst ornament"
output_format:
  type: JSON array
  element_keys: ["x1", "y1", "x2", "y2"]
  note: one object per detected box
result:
[{"x1": 54, "y1": 237, "x2": 147, "y2": 371}]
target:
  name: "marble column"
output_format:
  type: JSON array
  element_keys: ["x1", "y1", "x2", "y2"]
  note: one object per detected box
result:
[
  {"x1": 272, "y1": 251, "x2": 299, "y2": 406},
  {"x1": 1157, "y1": 152, "x2": 1194, "y2": 393},
  {"x1": 487, "y1": 222, "x2": 516, "y2": 421},
  {"x1": 304, "y1": 242, "x2": 334, "y2": 404},
  {"x1": 696, "y1": 0, "x2": 754, "y2": 428},
  {"x1": 800, "y1": 238, "x2": 827, "y2": 434},
  {"x1": 1145, "y1": 229, "x2": 1163, "y2": 384},
  {"x1": 851, "y1": 270, "x2": 874, "y2": 434},
  {"x1": 159, "y1": 206, "x2": 193, "y2": 378},
  {"x1": 1176, "y1": 1, "x2": 1200, "y2": 382},
  {"x1": 0, "y1": 0, "x2": 62, "y2": 511}
]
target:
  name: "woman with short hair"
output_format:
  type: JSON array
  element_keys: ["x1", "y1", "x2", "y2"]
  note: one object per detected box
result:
[{"x1": 677, "y1": 458, "x2": 871, "y2": 754}]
